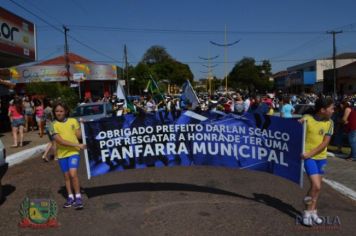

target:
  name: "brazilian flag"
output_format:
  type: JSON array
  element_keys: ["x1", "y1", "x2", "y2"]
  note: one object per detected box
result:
[
  {"x1": 126, "y1": 99, "x2": 136, "y2": 113},
  {"x1": 145, "y1": 79, "x2": 165, "y2": 103}
]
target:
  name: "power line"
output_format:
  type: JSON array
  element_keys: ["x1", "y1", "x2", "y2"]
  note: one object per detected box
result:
[
  {"x1": 8, "y1": 0, "x2": 121, "y2": 64},
  {"x1": 9, "y1": 0, "x2": 63, "y2": 33},
  {"x1": 21, "y1": 0, "x2": 64, "y2": 26},
  {"x1": 73, "y1": 58, "x2": 317, "y2": 64},
  {"x1": 36, "y1": 24, "x2": 334, "y2": 35},
  {"x1": 269, "y1": 35, "x2": 329, "y2": 60}
]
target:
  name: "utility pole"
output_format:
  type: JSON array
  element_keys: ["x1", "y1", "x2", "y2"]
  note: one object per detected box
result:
[
  {"x1": 224, "y1": 25, "x2": 227, "y2": 94},
  {"x1": 124, "y1": 44, "x2": 129, "y2": 96},
  {"x1": 199, "y1": 55, "x2": 218, "y2": 97},
  {"x1": 63, "y1": 25, "x2": 70, "y2": 86},
  {"x1": 210, "y1": 26, "x2": 240, "y2": 95},
  {"x1": 327, "y1": 30, "x2": 342, "y2": 97}
]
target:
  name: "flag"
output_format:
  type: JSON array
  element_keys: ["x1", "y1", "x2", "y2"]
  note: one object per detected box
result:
[
  {"x1": 145, "y1": 78, "x2": 165, "y2": 103},
  {"x1": 115, "y1": 81, "x2": 136, "y2": 112},
  {"x1": 116, "y1": 81, "x2": 128, "y2": 108},
  {"x1": 181, "y1": 80, "x2": 200, "y2": 109}
]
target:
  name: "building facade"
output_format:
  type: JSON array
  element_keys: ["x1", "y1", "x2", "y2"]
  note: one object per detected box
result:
[
  {"x1": 286, "y1": 53, "x2": 356, "y2": 94},
  {"x1": 7, "y1": 52, "x2": 118, "y2": 99},
  {"x1": 324, "y1": 61, "x2": 356, "y2": 95}
]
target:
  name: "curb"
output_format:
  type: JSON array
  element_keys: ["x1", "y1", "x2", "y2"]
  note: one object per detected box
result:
[
  {"x1": 323, "y1": 178, "x2": 356, "y2": 201},
  {"x1": 6, "y1": 144, "x2": 46, "y2": 167}
]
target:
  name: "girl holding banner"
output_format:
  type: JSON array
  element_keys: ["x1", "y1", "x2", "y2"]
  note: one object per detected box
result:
[
  {"x1": 49, "y1": 101, "x2": 87, "y2": 209},
  {"x1": 299, "y1": 97, "x2": 334, "y2": 226}
]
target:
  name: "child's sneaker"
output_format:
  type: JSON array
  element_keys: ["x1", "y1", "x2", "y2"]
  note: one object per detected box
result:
[
  {"x1": 63, "y1": 197, "x2": 74, "y2": 208},
  {"x1": 73, "y1": 197, "x2": 84, "y2": 209},
  {"x1": 311, "y1": 210, "x2": 323, "y2": 224},
  {"x1": 302, "y1": 210, "x2": 313, "y2": 226}
]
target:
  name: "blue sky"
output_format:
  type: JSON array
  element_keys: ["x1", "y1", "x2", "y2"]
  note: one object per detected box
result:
[{"x1": 3, "y1": 0, "x2": 356, "y2": 80}]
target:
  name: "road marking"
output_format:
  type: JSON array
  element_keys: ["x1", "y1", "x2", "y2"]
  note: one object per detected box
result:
[
  {"x1": 323, "y1": 178, "x2": 356, "y2": 201},
  {"x1": 6, "y1": 144, "x2": 46, "y2": 167}
]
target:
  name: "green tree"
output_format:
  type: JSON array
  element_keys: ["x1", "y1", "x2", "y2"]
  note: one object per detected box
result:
[
  {"x1": 142, "y1": 45, "x2": 172, "y2": 64},
  {"x1": 128, "y1": 63, "x2": 151, "y2": 95},
  {"x1": 139, "y1": 45, "x2": 193, "y2": 92},
  {"x1": 228, "y1": 57, "x2": 273, "y2": 93}
]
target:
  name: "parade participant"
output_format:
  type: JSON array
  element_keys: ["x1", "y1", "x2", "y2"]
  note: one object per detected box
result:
[
  {"x1": 8, "y1": 97, "x2": 25, "y2": 147},
  {"x1": 49, "y1": 101, "x2": 86, "y2": 209},
  {"x1": 331, "y1": 102, "x2": 344, "y2": 154},
  {"x1": 223, "y1": 97, "x2": 233, "y2": 113},
  {"x1": 115, "y1": 100, "x2": 125, "y2": 117},
  {"x1": 280, "y1": 97, "x2": 295, "y2": 118},
  {"x1": 248, "y1": 95, "x2": 269, "y2": 115},
  {"x1": 23, "y1": 96, "x2": 34, "y2": 132},
  {"x1": 145, "y1": 96, "x2": 156, "y2": 113},
  {"x1": 42, "y1": 98, "x2": 56, "y2": 162},
  {"x1": 34, "y1": 98, "x2": 45, "y2": 137},
  {"x1": 156, "y1": 99, "x2": 167, "y2": 123},
  {"x1": 243, "y1": 95, "x2": 251, "y2": 112},
  {"x1": 175, "y1": 98, "x2": 182, "y2": 118},
  {"x1": 299, "y1": 97, "x2": 334, "y2": 226},
  {"x1": 233, "y1": 94, "x2": 245, "y2": 115},
  {"x1": 342, "y1": 100, "x2": 356, "y2": 161}
]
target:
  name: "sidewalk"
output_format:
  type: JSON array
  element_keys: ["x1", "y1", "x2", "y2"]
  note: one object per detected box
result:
[
  {"x1": 0, "y1": 129, "x2": 48, "y2": 156},
  {"x1": 1, "y1": 130, "x2": 48, "y2": 167},
  {"x1": 1, "y1": 130, "x2": 355, "y2": 200}
]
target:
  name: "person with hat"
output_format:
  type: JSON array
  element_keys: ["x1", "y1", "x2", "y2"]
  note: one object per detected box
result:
[{"x1": 115, "y1": 99, "x2": 125, "y2": 117}]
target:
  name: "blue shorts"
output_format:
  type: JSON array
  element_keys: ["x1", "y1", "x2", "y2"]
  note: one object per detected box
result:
[
  {"x1": 304, "y1": 158, "x2": 327, "y2": 176},
  {"x1": 58, "y1": 154, "x2": 80, "y2": 173},
  {"x1": 11, "y1": 118, "x2": 25, "y2": 127}
]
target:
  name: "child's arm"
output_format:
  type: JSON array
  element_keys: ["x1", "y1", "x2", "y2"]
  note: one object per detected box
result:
[
  {"x1": 53, "y1": 134, "x2": 86, "y2": 150},
  {"x1": 75, "y1": 128, "x2": 82, "y2": 140},
  {"x1": 342, "y1": 107, "x2": 351, "y2": 124},
  {"x1": 301, "y1": 135, "x2": 331, "y2": 159},
  {"x1": 75, "y1": 118, "x2": 84, "y2": 139}
]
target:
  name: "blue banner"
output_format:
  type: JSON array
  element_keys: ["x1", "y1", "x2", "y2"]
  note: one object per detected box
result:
[{"x1": 82, "y1": 111, "x2": 304, "y2": 185}]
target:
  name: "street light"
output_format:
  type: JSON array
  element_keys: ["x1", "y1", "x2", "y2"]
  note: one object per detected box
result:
[
  {"x1": 199, "y1": 55, "x2": 219, "y2": 96},
  {"x1": 210, "y1": 25, "x2": 240, "y2": 94},
  {"x1": 129, "y1": 78, "x2": 136, "y2": 95}
]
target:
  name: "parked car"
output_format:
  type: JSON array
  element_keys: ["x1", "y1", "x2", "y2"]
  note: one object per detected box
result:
[
  {"x1": 0, "y1": 138, "x2": 8, "y2": 201},
  {"x1": 71, "y1": 102, "x2": 113, "y2": 121}
]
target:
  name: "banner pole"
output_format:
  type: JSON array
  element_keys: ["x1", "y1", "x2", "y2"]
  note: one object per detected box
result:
[
  {"x1": 81, "y1": 121, "x2": 91, "y2": 179},
  {"x1": 300, "y1": 121, "x2": 307, "y2": 188}
]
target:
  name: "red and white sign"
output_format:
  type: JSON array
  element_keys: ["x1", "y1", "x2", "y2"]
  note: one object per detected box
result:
[{"x1": 0, "y1": 7, "x2": 36, "y2": 61}]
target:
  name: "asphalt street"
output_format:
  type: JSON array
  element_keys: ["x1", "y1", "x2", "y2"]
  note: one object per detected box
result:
[{"x1": 1, "y1": 154, "x2": 356, "y2": 236}]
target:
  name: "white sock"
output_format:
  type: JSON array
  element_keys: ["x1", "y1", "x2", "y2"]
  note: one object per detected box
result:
[
  {"x1": 75, "y1": 193, "x2": 81, "y2": 199},
  {"x1": 68, "y1": 194, "x2": 74, "y2": 199},
  {"x1": 311, "y1": 210, "x2": 323, "y2": 224}
]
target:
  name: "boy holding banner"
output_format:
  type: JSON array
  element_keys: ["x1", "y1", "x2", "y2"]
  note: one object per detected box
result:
[
  {"x1": 299, "y1": 97, "x2": 334, "y2": 226},
  {"x1": 49, "y1": 101, "x2": 87, "y2": 209}
]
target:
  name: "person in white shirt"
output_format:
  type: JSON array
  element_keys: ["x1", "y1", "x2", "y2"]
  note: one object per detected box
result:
[
  {"x1": 243, "y1": 95, "x2": 251, "y2": 112},
  {"x1": 145, "y1": 96, "x2": 156, "y2": 113}
]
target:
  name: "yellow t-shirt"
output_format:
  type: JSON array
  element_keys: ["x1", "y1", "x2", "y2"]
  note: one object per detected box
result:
[
  {"x1": 49, "y1": 118, "x2": 80, "y2": 159},
  {"x1": 304, "y1": 114, "x2": 333, "y2": 160}
]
